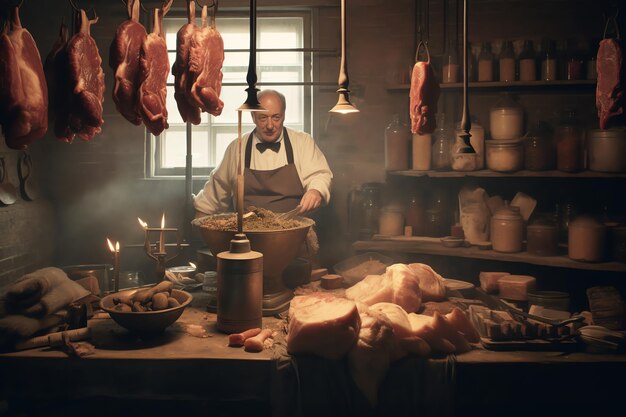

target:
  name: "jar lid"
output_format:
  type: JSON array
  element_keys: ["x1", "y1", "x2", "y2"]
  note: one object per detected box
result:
[
  {"x1": 587, "y1": 128, "x2": 626, "y2": 140},
  {"x1": 569, "y1": 216, "x2": 605, "y2": 229},
  {"x1": 528, "y1": 220, "x2": 557, "y2": 231},
  {"x1": 486, "y1": 139, "x2": 523, "y2": 148},
  {"x1": 493, "y1": 205, "x2": 523, "y2": 220}
]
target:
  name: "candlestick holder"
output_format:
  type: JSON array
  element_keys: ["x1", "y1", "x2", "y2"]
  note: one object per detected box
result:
[{"x1": 141, "y1": 227, "x2": 189, "y2": 282}]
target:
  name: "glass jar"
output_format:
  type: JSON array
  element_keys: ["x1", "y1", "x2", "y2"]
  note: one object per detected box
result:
[
  {"x1": 412, "y1": 133, "x2": 432, "y2": 171},
  {"x1": 491, "y1": 205, "x2": 524, "y2": 253},
  {"x1": 556, "y1": 110, "x2": 584, "y2": 172},
  {"x1": 527, "y1": 220, "x2": 559, "y2": 256},
  {"x1": 518, "y1": 40, "x2": 536, "y2": 81},
  {"x1": 424, "y1": 208, "x2": 446, "y2": 237},
  {"x1": 557, "y1": 201, "x2": 577, "y2": 243},
  {"x1": 431, "y1": 113, "x2": 454, "y2": 171},
  {"x1": 568, "y1": 216, "x2": 606, "y2": 262},
  {"x1": 405, "y1": 191, "x2": 424, "y2": 236},
  {"x1": 359, "y1": 182, "x2": 382, "y2": 239},
  {"x1": 442, "y1": 43, "x2": 459, "y2": 83},
  {"x1": 524, "y1": 124, "x2": 554, "y2": 171},
  {"x1": 490, "y1": 93, "x2": 524, "y2": 140},
  {"x1": 586, "y1": 54, "x2": 597, "y2": 80},
  {"x1": 541, "y1": 40, "x2": 557, "y2": 81},
  {"x1": 379, "y1": 205, "x2": 405, "y2": 236},
  {"x1": 478, "y1": 42, "x2": 494, "y2": 82},
  {"x1": 566, "y1": 40, "x2": 584, "y2": 80},
  {"x1": 587, "y1": 128, "x2": 626, "y2": 173},
  {"x1": 385, "y1": 114, "x2": 410, "y2": 171},
  {"x1": 486, "y1": 139, "x2": 524, "y2": 172},
  {"x1": 499, "y1": 40, "x2": 516, "y2": 82}
]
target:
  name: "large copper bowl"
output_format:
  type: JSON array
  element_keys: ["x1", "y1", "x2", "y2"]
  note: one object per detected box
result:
[{"x1": 192, "y1": 214, "x2": 314, "y2": 314}]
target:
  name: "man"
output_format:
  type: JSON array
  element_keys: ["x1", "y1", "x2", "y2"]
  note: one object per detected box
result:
[{"x1": 194, "y1": 89, "x2": 332, "y2": 217}]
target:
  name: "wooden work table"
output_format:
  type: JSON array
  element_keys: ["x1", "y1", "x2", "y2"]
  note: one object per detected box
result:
[{"x1": 1, "y1": 293, "x2": 625, "y2": 417}]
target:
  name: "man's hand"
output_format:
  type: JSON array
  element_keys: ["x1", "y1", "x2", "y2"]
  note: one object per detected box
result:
[{"x1": 299, "y1": 189, "x2": 322, "y2": 214}]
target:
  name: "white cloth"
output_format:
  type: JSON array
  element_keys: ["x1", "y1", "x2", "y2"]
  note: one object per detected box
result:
[{"x1": 194, "y1": 128, "x2": 333, "y2": 215}]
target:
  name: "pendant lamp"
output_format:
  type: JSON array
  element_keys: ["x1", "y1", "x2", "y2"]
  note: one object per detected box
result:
[
  {"x1": 329, "y1": 0, "x2": 359, "y2": 114},
  {"x1": 238, "y1": 0, "x2": 266, "y2": 112}
]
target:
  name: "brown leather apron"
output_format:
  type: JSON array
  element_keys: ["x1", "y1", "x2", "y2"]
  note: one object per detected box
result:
[{"x1": 244, "y1": 128, "x2": 304, "y2": 212}]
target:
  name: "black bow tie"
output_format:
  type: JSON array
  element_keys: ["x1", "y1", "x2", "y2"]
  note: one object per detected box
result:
[{"x1": 256, "y1": 141, "x2": 281, "y2": 153}]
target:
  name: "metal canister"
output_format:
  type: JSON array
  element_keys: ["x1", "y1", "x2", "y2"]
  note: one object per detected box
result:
[{"x1": 217, "y1": 234, "x2": 263, "y2": 334}]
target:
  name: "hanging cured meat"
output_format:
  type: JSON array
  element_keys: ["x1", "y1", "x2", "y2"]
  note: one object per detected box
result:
[
  {"x1": 596, "y1": 37, "x2": 624, "y2": 129},
  {"x1": 0, "y1": 6, "x2": 48, "y2": 150},
  {"x1": 409, "y1": 42, "x2": 440, "y2": 135},
  {"x1": 64, "y1": 9, "x2": 105, "y2": 142},
  {"x1": 109, "y1": 0, "x2": 148, "y2": 125},
  {"x1": 187, "y1": 3, "x2": 224, "y2": 117},
  {"x1": 172, "y1": 0, "x2": 201, "y2": 125},
  {"x1": 138, "y1": 0, "x2": 173, "y2": 136}
]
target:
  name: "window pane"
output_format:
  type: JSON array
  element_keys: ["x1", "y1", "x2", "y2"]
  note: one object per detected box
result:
[
  {"x1": 162, "y1": 129, "x2": 186, "y2": 168},
  {"x1": 191, "y1": 126, "x2": 210, "y2": 167}
]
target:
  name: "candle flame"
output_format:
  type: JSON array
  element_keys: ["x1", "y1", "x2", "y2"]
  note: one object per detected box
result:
[
  {"x1": 161, "y1": 213, "x2": 165, "y2": 228},
  {"x1": 106, "y1": 238, "x2": 115, "y2": 252},
  {"x1": 138, "y1": 218, "x2": 147, "y2": 228},
  {"x1": 189, "y1": 262, "x2": 197, "y2": 269},
  {"x1": 115, "y1": 241, "x2": 120, "y2": 252}
]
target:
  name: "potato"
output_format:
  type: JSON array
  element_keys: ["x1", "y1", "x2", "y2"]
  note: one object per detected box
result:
[
  {"x1": 167, "y1": 297, "x2": 180, "y2": 308},
  {"x1": 152, "y1": 292, "x2": 169, "y2": 311},
  {"x1": 114, "y1": 303, "x2": 132, "y2": 312}
]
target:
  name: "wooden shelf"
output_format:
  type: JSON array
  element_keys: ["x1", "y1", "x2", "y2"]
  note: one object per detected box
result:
[
  {"x1": 387, "y1": 79, "x2": 596, "y2": 91},
  {"x1": 388, "y1": 169, "x2": 626, "y2": 178},
  {"x1": 353, "y1": 236, "x2": 626, "y2": 273}
]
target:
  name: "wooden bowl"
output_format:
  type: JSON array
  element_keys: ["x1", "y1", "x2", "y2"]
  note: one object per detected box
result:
[{"x1": 100, "y1": 289, "x2": 192, "y2": 335}]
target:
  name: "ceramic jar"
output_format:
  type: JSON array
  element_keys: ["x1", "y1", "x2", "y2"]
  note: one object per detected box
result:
[
  {"x1": 527, "y1": 220, "x2": 559, "y2": 256},
  {"x1": 486, "y1": 139, "x2": 524, "y2": 172},
  {"x1": 490, "y1": 94, "x2": 524, "y2": 140},
  {"x1": 491, "y1": 205, "x2": 524, "y2": 253},
  {"x1": 588, "y1": 128, "x2": 626, "y2": 173},
  {"x1": 568, "y1": 216, "x2": 606, "y2": 262},
  {"x1": 379, "y1": 205, "x2": 405, "y2": 236}
]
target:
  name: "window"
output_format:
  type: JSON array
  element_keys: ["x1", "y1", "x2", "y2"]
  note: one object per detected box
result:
[{"x1": 148, "y1": 11, "x2": 312, "y2": 177}]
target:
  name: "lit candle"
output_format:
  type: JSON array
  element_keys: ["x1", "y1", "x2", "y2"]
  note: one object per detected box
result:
[
  {"x1": 106, "y1": 238, "x2": 121, "y2": 293},
  {"x1": 160, "y1": 214, "x2": 165, "y2": 254},
  {"x1": 138, "y1": 217, "x2": 150, "y2": 253}
]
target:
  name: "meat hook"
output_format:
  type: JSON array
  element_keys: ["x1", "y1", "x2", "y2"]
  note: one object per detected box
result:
[
  {"x1": 195, "y1": 0, "x2": 217, "y2": 12},
  {"x1": 121, "y1": 0, "x2": 148, "y2": 14}
]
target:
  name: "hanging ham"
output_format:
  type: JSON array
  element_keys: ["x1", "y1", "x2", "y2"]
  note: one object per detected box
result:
[
  {"x1": 187, "y1": 4, "x2": 224, "y2": 116},
  {"x1": 138, "y1": 0, "x2": 173, "y2": 136},
  {"x1": 172, "y1": 0, "x2": 201, "y2": 125},
  {"x1": 409, "y1": 42, "x2": 440, "y2": 135},
  {"x1": 109, "y1": 0, "x2": 148, "y2": 126},
  {"x1": 65, "y1": 9, "x2": 105, "y2": 141},
  {"x1": 0, "y1": 6, "x2": 48, "y2": 150},
  {"x1": 596, "y1": 37, "x2": 624, "y2": 129}
]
